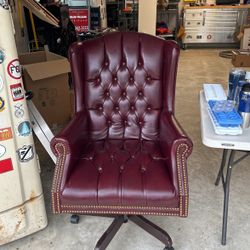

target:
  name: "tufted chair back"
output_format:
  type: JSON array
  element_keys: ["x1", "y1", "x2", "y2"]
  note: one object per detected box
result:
[{"x1": 69, "y1": 32, "x2": 180, "y2": 141}]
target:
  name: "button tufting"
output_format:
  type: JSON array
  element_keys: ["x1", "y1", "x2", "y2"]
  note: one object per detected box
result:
[
  {"x1": 122, "y1": 61, "x2": 126, "y2": 66},
  {"x1": 107, "y1": 119, "x2": 112, "y2": 125},
  {"x1": 114, "y1": 105, "x2": 119, "y2": 111},
  {"x1": 147, "y1": 105, "x2": 152, "y2": 111},
  {"x1": 113, "y1": 76, "x2": 118, "y2": 82},
  {"x1": 139, "y1": 121, "x2": 143, "y2": 126},
  {"x1": 130, "y1": 105, "x2": 135, "y2": 111},
  {"x1": 138, "y1": 91, "x2": 143, "y2": 97},
  {"x1": 141, "y1": 166, "x2": 146, "y2": 173},
  {"x1": 146, "y1": 76, "x2": 151, "y2": 81},
  {"x1": 122, "y1": 91, "x2": 126, "y2": 97},
  {"x1": 124, "y1": 119, "x2": 128, "y2": 125},
  {"x1": 97, "y1": 77, "x2": 101, "y2": 83},
  {"x1": 129, "y1": 76, "x2": 134, "y2": 82},
  {"x1": 98, "y1": 166, "x2": 103, "y2": 173},
  {"x1": 138, "y1": 61, "x2": 143, "y2": 66},
  {"x1": 105, "y1": 90, "x2": 110, "y2": 97},
  {"x1": 110, "y1": 155, "x2": 114, "y2": 160},
  {"x1": 98, "y1": 105, "x2": 103, "y2": 111},
  {"x1": 120, "y1": 165, "x2": 124, "y2": 172},
  {"x1": 105, "y1": 61, "x2": 109, "y2": 66},
  {"x1": 131, "y1": 155, "x2": 135, "y2": 159}
]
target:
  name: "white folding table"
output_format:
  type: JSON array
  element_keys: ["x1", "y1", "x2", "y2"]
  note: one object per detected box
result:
[{"x1": 200, "y1": 90, "x2": 250, "y2": 245}]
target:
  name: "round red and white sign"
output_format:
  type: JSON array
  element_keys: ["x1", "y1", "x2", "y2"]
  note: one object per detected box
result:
[{"x1": 7, "y1": 59, "x2": 21, "y2": 79}]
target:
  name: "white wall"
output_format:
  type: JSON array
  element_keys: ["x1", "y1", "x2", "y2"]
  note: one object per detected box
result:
[{"x1": 138, "y1": 0, "x2": 157, "y2": 35}]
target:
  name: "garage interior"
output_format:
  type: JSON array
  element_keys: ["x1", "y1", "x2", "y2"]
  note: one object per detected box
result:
[{"x1": 1, "y1": 1, "x2": 250, "y2": 250}]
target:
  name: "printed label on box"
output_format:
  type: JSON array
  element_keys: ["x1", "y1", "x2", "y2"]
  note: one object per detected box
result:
[
  {"x1": 10, "y1": 83, "x2": 24, "y2": 101},
  {"x1": 0, "y1": 158, "x2": 13, "y2": 174},
  {"x1": 17, "y1": 145, "x2": 34, "y2": 162},
  {"x1": 0, "y1": 127, "x2": 12, "y2": 141},
  {"x1": 7, "y1": 59, "x2": 22, "y2": 79}
]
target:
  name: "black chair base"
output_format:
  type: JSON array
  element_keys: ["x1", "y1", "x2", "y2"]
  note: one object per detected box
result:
[{"x1": 95, "y1": 215, "x2": 174, "y2": 250}]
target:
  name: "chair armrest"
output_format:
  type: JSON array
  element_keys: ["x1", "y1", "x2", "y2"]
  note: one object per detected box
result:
[
  {"x1": 159, "y1": 112, "x2": 193, "y2": 200},
  {"x1": 51, "y1": 110, "x2": 88, "y2": 191}
]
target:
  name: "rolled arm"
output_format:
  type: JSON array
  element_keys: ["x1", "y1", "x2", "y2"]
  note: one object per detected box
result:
[
  {"x1": 51, "y1": 110, "x2": 88, "y2": 191},
  {"x1": 159, "y1": 112, "x2": 193, "y2": 197}
]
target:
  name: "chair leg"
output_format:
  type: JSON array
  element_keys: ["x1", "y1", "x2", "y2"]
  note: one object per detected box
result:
[
  {"x1": 129, "y1": 215, "x2": 173, "y2": 248},
  {"x1": 95, "y1": 216, "x2": 124, "y2": 250}
]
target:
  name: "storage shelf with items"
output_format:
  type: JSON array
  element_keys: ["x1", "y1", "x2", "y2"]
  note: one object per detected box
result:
[
  {"x1": 106, "y1": 0, "x2": 138, "y2": 31},
  {"x1": 156, "y1": 0, "x2": 180, "y2": 40}
]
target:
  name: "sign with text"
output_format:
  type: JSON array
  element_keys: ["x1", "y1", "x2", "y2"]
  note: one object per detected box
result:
[
  {"x1": 69, "y1": 8, "x2": 89, "y2": 33},
  {"x1": 0, "y1": 127, "x2": 13, "y2": 141},
  {"x1": 7, "y1": 59, "x2": 22, "y2": 79}
]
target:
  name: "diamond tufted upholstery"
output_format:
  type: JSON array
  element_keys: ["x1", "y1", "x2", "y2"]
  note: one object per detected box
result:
[
  {"x1": 51, "y1": 32, "x2": 193, "y2": 219},
  {"x1": 72, "y1": 31, "x2": 171, "y2": 141}
]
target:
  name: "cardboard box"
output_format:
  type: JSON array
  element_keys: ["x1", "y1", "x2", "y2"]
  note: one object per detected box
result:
[
  {"x1": 19, "y1": 50, "x2": 71, "y2": 127},
  {"x1": 231, "y1": 50, "x2": 250, "y2": 67}
]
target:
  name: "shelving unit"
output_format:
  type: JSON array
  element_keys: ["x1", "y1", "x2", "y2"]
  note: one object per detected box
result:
[
  {"x1": 118, "y1": 0, "x2": 138, "y2": 31},
  {"x1": 106, "y1": 0, "x2": 138, "y2": 31},
  {"x1": 157, "y1": 1, "x2": 180, "y2": 40}
]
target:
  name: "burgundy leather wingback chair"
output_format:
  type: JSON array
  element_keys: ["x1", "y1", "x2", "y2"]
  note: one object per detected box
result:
[{"x1": 51, "y1": 32, "x2": 193, "y2": 250}]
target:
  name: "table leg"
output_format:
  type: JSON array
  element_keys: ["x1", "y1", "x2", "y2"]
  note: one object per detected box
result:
[
  {"x1": 221, "y1": 150, "x2": 236, "y2": 245},
  {"x1": 215, "y1": 149, "x2": 229, "y2": 186}
]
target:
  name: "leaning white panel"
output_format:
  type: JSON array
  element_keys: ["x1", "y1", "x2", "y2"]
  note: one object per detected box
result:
[{"x1": 0, "y1": 4, "x2": 47, "y2": 245}]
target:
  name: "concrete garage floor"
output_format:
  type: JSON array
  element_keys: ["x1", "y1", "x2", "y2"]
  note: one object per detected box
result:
[{"x1": 2, "y1": 49, "x2": 250, "y2": 250}]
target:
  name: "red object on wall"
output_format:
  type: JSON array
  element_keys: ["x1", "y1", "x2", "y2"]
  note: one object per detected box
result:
[
  {"x1": 69, "y1": 8, "x2": 89, "y2": 33},
  {"x1": 0, "y1": 158, "x2": 13, "y2": 174}
]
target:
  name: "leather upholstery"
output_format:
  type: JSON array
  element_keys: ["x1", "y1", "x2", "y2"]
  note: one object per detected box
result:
[{"x1": 51, "y1": 32, "x2": 193, "y2": 217}]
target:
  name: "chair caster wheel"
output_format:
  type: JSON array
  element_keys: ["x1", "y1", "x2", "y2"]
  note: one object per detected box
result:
[
  {"x1": 70, "y1": 214, "x2": 80, "y2": 224},
  {"x1": 123, "y1": 215, "x2": 129, "y2": 223},
  {"x1": 164, "y1": 246, "x2": 174, "y2": 250}
]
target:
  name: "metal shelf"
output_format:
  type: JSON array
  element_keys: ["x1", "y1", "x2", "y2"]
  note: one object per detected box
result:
[{"x1": 157, "y1": 6, "x2": 180, "y2": 40}]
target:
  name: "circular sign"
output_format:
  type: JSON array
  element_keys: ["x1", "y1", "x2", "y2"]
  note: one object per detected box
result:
[
  {"x1": 17, "y1": 121, "x2": 31, "y2": 137},
  {"x1": 0, "y1": 97, "x2": 5, "y2": 112},
  {"x1": 0, "y1": 145, "x2": 6, "y2": 158},
  {"x1": 7, "y1": 59, "x2": 21, "y2": 79},
  {"x1": 0, "y1": 76, "x2": 3, "y2": 92},
  {"x1": 14, "y1": 104, "x2": 24, "y2": 118}
]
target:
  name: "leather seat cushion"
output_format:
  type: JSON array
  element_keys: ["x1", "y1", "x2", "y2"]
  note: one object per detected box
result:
[{"x1": 61, "y1": 139, "x2": 178, "y2": 207}]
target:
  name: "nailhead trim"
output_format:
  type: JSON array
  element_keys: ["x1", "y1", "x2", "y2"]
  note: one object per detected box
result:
[
  {"x1": 59, "y1": 209, "x2": 179, "y2": 216},
  {"x1": 51, "y1": 142, "x2": 67, "y2": 213},
  {"x1": 61, "y1": 204, "x2": 179, "y2": 211},
  {"x1": 176, "y1": 143, "x2": 190, "y2": 217}
]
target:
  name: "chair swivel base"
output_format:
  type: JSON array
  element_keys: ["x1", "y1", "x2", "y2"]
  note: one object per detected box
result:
[{"x1": 95, "y1": 215, "x2": 174, "y2": 250}]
